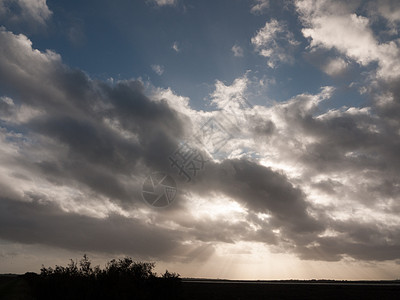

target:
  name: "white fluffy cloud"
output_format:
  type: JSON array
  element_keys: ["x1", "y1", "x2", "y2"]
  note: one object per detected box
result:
[
  {"x1": 210, "y1": 76, "x2": 249, "y2": 108},
  {"x1": 322, "y1": 57, "x2": 348, "y2": 76},
  {"x1": 296, "y1": 0, "x2": 400, "y2": 80},
  {"x1": 251, "y1": 19, "x2": 299, "y2": 68}
]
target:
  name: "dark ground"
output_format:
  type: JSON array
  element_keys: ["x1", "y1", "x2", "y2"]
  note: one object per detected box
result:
[
  {"x1": 1, "y1": 275, "x2": 400, "y2": 299},
  {"x1": 181, "y1": 280, "x2": 400, "y2": 300},
  {"x1": 0, "y1": 275, "x2": 34, "y2": 300}
]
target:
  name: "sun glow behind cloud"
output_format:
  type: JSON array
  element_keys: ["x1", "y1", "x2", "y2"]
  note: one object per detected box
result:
[{"x1": 187, "y1": 193, "x2": 247, "y2": 222}]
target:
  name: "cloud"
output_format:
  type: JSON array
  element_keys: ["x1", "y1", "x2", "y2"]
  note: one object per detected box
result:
[
  {"x1": 321, "y1": 57, "x2": 348, "y2": 76},
  {"x1": 172, "y1": 41, "x2": 180, "y2": 52},
  {"x1": 0, "y1": 27, "x2": 205, "y2": 260},
  {"x1": 196, "y1": 73, "x2": 400, "y2": 262},
  {"x1": 231, "y1": 44, "x2": 244, "y2": 57},
  {"x1": 210, "y1": 76, "x2": 249, "y2": 108},
  {"x1": 150, "y1": 0, "x2": 177, "y2": 7},
  {"x1": 151, "y1": 64, "x2": 164, "y2": 75},
  {"x1": 370, "y1": 0, "x2": 400, "y2": 28},
  {"x1": 251, "y1": 19, "x2": 300, "y2": 68},
  {"x1": 193, "y1": 159, "x2": 324, "y2": 234},
  {"x1": 296, "y1": 0, "x2": 400, "y2": 80},
  {"x1": 1, "y1": 23, "x2": 400, "y2": 265},
  {"x1": 363, "y1": 0, "x2": 400, "y2": 36},
  {"x1": 152, "y1": 72, "x2": 400, "y2": 262},
  {"x1": 0, "y1": 27, "x2": 187, "y2": 208},
  {"x1": 0, "y1": 0, "x2": 52, "y2": 29},
  {"x1": 250, "y1": 0, "x2": 269, "y2": 14},
  {"x1": 0, "y1": 196, "x2": 189, "y2": 258},
  {"x1": 0, "y1": 28, "x2": 319, "y2": 261},
  {"x1": 248, "y1": 87, "x2": 400, "y2": 261},
  {"x1": 67, "y1": 18, "x2": 86, "y2": 47}
]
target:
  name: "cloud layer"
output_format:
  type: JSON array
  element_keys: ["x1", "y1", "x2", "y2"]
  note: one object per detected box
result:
[{"x1": 0, "y1": 0, "x2": 400, "y2": 272}]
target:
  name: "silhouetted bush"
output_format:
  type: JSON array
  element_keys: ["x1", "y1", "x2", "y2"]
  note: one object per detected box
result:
[{"x1": 24, "y1": 255, "x2": 181, "y2": 300}]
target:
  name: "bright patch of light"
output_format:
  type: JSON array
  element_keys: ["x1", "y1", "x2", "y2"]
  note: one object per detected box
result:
[{"x1": 186, "y1": 193, "x2": 247, "y2": 222}]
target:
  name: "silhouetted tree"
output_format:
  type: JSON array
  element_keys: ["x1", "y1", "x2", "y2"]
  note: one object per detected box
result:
[{"x1": 27, "y1": 255, "x2": 181, "y2": 300}]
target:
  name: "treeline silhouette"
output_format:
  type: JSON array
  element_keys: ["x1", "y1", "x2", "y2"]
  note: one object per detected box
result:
[{"x1": 23, "y1": 255, "x2": 182, "y2": 300}]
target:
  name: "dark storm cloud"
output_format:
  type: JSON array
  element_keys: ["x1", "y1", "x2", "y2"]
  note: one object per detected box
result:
[
  {"x1": 0, "y1": 26, "x2": 187, "y2": 203},
  {"x1": 0, "y1": 195, "x2": 192, "y2": 259},
  {"x1": 296, "y1": 220, "x2": 400, "y2": 261},
  {"x1": 0, "y1": 27, "x2": 195, "y2": 258},
  {"x1": 250, "y1": 117, "x2": 276, "y2": 137},
  {"x1": 193, "y1": 159, "x2": 323, "y2": 234}
]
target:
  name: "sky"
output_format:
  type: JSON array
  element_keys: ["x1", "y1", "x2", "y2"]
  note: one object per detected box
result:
[{"x1": 0, "y1": 0, "x2": 400, "y2": 280}]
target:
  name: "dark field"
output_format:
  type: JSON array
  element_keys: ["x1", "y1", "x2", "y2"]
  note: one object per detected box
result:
[
  {"x1": 0, "y1": 275, "x2": 33, "y2": 300},
  {"x1": 181, "y1": 280, "x2": 400, "y2": 300},
  {"x1": 2, "y1": 275, "x2": 400, "y2": 300}
]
